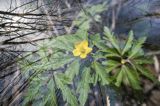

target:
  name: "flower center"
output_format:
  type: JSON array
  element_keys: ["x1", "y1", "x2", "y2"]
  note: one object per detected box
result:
[
  {"x1": 80, "y1": 48, "x2": 86, "y2": 54},
  {"x1": 121, "y1": 59, "x2": 126, "y2": 64}
]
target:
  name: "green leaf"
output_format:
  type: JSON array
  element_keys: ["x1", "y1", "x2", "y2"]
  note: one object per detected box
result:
[
  {"x1": 93, "y1": 62, "x2": 110, "y2": 85},
  {"x1": 46, "y1": 79, "x2": 57, "y2": 106},
  {"x1": 133, "y1": 57, "x2": 153, "y2": 64},
  {"x1": 51, "y1": 34, "x2": 83, "y2": 51},
  {"x1": 32, "y1": 52, "x2": 74, "y2": 71},
  {"x1": 65, "y1": 60, "x2": 80, "y2": 81},
  {"x1": 92, "y1": 73, "x2": 99, "y2": 86},
  {"x1": 50, "y1": 53, "x2": 74, "y2": 70},
  {"x1": 104, "y1": 60, "x2": 120, "y2": 66},
  {"x1": 90, "y1": 34, "x2": 101, "y2": 44},
  {"x1": 115, "y1": 68, "x2": 124, "y2": 87},
  {"x1": 77, "y1": 68, "x2": 91, "y2": 106},
  {"x1": 105, "y1": 53, "x2": 120, "y2": 58},
  {"x1": 103, "y1": 60, "x2": 120, "y2": 73},
  {"x1": 122, "y1": 31, "x2": 134, "y2": 55},
  {"x1": 101, "y1": 48, "x2": 121, "y2": 58},
  {"x1": 40, "y1": 31, "x2": 87, "y2": 52},
  {"x1": 55, "y1": 73, "x2": 78, "y2": 106},
  {"x1": 123, "y1": 66, "x2": 141, "y2": 89},
  {"x1": 104, "y1": 27, "x2": 121, "y2": 53},
  {"x1": 93, "y1": 52, "x2": 104, "y2": 60},
  {"x1": 75, "y1": 29, "x2": 88, "y2": 40},
  {"x1": 77, "y1": 3, "x2": 106, "y2": 20},
  {"x1": 55, "y1": 73, "x2": 72, "y2": 84},
  {"x1": 129, "y1": 37, "x2": 146, "y2": 58},
  {"x1": 134, "y1": 64, "x2": 157, "y2": 82},
  {"x1": 88, "y1": 3, "x2": 106, "y2": 15},
  {"x1": 94, "y1": 41, "x2": 108, "y2": 50},
  {"x1": 73, "y1": 3, "x2": 106, "y2": 30}
]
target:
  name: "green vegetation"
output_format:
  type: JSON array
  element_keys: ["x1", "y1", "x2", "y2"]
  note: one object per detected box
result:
[{"x1": 20, "y1": 3, "x2": 157, "y2": 106}]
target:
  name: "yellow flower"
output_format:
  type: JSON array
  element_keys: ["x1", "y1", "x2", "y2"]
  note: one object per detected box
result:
[{"x1": 72, "y1": 40, "x2": 92, "y2": 58}]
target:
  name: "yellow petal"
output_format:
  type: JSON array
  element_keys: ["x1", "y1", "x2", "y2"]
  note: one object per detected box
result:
[
  {"x1": 85, "y1": 47, "x2": 92, "y2": 54},
  {"x1": 80, "y1": 53, "x2": 87, "y2": 59},
  {"x1": 81, "y1": 40, "x2": 88, "y2": 47},
  {"x1": 73, "y1": 49, "x2": 80, "y2": 56}
]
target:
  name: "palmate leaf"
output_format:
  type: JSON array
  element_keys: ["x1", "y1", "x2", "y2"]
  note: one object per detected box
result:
[
  {"x1": 102, "y1": 48, "x2": 120, "y2": 58},
  {"x1": 32, "y1": 52, "x2": 74, "y2": 71},
  {"x1": 44, "y1": 52, "x2": 73, "y2": 70},
  {"x1": 103, "y1": 60, "x2": 120, "y2": 66},
  {"x1": 50, "y1": 34, "x2": 86, "y2": 51},
  {"x1": 129, "y1": 36, "x2": 146, "y2": 58},
  {"x1": 104, "y1": 27, "x2": 121, "y2": 53},
  {"x1": 75, "y1": 28, "x2": 88, "y2": 40},
  {"x1": 77, "y1": 68, "x2": 91, "y2": 106},
  {"x1": 133, "y1": 63, "x2": 157, "y2": 82},
  {"x1": 123, "y1": 66, "x2": 141, "y2": 90},
  {"x1": 40, "y1": 30, "x2": 87, "y2": 52},
  {"x1": 74, "y1": 3, "x2": 106, "y2": 31},
  {"x1": 93, "y1": 62, "x2": 110, "y2": 85},
  {"x1": 55, "y1": 73, "x2": 78, "y2": 106},
  {"x1": 94, "y1": 41, "x2": 108, "y2": 50},
  {"x1": 24, "y1": 85, "x2": 40, "y2": 105},
  {"x1": 55, "y1": 73, "x2": 72, "y2": 84},
  {"x1": 65, "y1": 59, "x2": 80, "y2": 81},
  {"x1": 50, "y1": 55, "x2": 74, "y2": 70},
  {"x1": 115, "y1": 68, "x2": 123, "y2": 87},
  {"x1": 92, "y1": 73, "x2": 99, "y2": 86},
  {"x1": 122, "y1": 31, "x2": 134, "y2": 55},
  {"x1": 23, "y1": 75, "x2": 51, "y2": 106},
  {"x1": 75, "y1": 3, "x2": 106, "y2": 23},
  {"x1": 44, "y1": 79, "x2": 57, "y2": 106},
  {"x1": 105, "y1": 53, "x2": 120, "y2": 58},
  {"x1": 87, "y1": 3, "x2": 106, "y2": 15},
  {"x1": 79, "y1": 20, "x2": 91, "y2": 31},
  {"x1": 90, "y1": 34, "x2": 101, "y2": 45},
  {"x1": 103, "y1": 60, "x2": 120, "y2": 73},
  {"x1": 133, "y1": 57, "x2": 153, "y2": 64}
]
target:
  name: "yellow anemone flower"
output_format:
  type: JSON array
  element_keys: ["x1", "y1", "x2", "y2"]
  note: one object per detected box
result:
[{"x1": 72, "y1": 40, "x2": 92, "y2": 58}]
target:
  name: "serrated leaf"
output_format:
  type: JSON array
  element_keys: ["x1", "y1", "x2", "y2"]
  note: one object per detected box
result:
[
  {"x1": 92, "y1": 73, "x2": 99, "y2": 85},
  {"x1": 55, "y1": 74, "x2": 78, "y2": 106},
  {"x1": 94, "y1": 62, "x2": 110, "y2": 85},
  {"x1": 42, "y1": 31, "x2": 87, "y2": 52},
  {"x1": 129, "y1": 37, "x2": 146, "y2": 58},
  {"x1": 104, "y1": 27, "x2": 121, "y2": 53},
  {"x1": 105, "y1": 60, "x2": 120, "y2": 66},
  {"x1": 101, "y1": 48, "x2": 120, "y2": 58},
  {"x1": 90, "y1": 34, "x2": 101, "y2": 44},
  {"x1": 50, "y1": 54, "x2": 74, "y2": 70},
  {"x1": 77, "y1": 68, "x2": 91, "y2": 106},
  {"x1": 51, "y1": 34, "x2": 83, "y2": 51},
  {"x1": 115, "y1": 68, "x2": 124, "y2": 87},
  {"x1": 47, "y1": 79, "x2": 57, "y2": 106},
  {"x1": 134, "y1": 57, "x2": 153, "y2": 64},
  {"x1": 102, "y1": 47, "x2": 119, "y2": 54},
  {"x1": 122, "y1": 31, "x2": 134, "y2": 55},
  {"x1": 104, "y1": 60, "x2": 121, "y2": 73},
  {"x1": 105, "y1": 53, "x2": 121, "y2": 58},
  {"x1": 134, "y1": 64, "x2": 157, "y2": 82},
  {"x1": 55, "y1": 73, "x2": 72, "y2": 84},
  {"x1": 65, "y1": 60, "x2": 80, "y2": 81},
  {"x1": 94, "y1": 41, "x2": 107, "y2": 50},
  {"x1": 88, "y1": 3, "x2": 106, "y2": 15},
  {"x1": 123, "y1": 66, "x2": 141, "y2": 89},
  {"x1": 32, "y1": 53, "x2": 74, "y2": 71}
]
